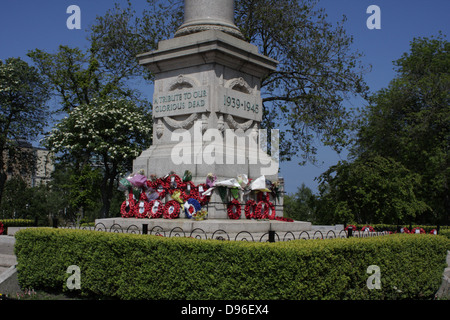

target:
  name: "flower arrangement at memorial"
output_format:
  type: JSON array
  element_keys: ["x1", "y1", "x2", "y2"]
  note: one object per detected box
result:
[
  {"x1": 361, "y1": 225, "x2": 375, "y2": 232},
  {"x1": 118, "y1": 170, "x2": 291, "y2": 222},
  {"x1": 0, "y1": 221, "x2": 4, "y2": 235},
  {"x1": 411, "y1": 227, "x2": 425, "y2": 234},
  {"x1": 226, "y1": 199, "x2": 241, "y2": 219}
]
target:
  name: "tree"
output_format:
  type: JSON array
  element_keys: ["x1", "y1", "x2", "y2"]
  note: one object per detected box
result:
[
  {"x1": 353, "y1": 33, "x2": 449, "y2": 225},
  {"x1": 283, "y1": 183, "x2": 317, "y2": 222},
  {"x1": 27, "y1": 45, "x2": 145, "y2": 113},
  {"x1": 28, "y1": 37, "x2": 155, "y2": 219},
  {"x1": 44, "y1": 98, "x2": 152, "y2": 218},
  {"x1": 90, "y1": 0, "x2": 369, "y2": 163},
  {"x1": 236, "y1": 0, "x2": 368, "y2": 162},
  {"x1": 0, "y1": 57, "x2": 49, "y2": 204},
  {"x1": 317, "y1": 156, "x2": 429, "y2": 225}
]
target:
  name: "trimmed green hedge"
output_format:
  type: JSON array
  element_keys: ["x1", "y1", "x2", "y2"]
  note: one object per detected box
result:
[
  {"x1": 352, "y1": 224, "x2": 447, "y2": 233},
  {"x1": 0, "y1": 219, "x2": 35, "y2": 235},
  {"x1": 15, "y1": 228, "x2": 449, "y2": 300}
]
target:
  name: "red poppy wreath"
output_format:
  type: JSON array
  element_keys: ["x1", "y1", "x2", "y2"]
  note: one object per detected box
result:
[
  {"x1": 148, "y1": 199, "x2": 164, "y2": 218},
  {"x1": 121, "y1": 193, "x2": 136, "y2": 218},
  {"x1": 163, "y1": 200, "x2": 181, "y2": 219},
  {"x1": 227, "y1": 199, "x2": 241, "y2": 219},
  {"x1": 244, "y1": 199, "x2": 257, "y2": 219}
]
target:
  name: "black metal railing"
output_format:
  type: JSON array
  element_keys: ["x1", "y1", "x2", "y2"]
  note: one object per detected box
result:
[{"x1": 57, "y1": 222, "x2": 391, "y2": 243}]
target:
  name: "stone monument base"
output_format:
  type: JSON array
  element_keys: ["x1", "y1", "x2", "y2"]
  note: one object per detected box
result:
[{"x1": 94, "y1": 217, "x2": 312, "y2": 241}]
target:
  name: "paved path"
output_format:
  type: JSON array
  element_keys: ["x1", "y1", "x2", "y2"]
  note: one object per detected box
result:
[{"x1": 0, "y1": 236, "x2": 16, "y2": 275}]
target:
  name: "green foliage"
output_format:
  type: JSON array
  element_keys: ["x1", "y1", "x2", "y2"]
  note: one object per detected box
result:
[
  {"x1": 235, "y1": 0, "x2": 369, "y2": 163},
  {"x1": 0, "y1": 57, "x2": 50, "y2": 141},
  {"x1": 89, "y1": 0, "x2": 183, "y2": 83},
  {"x1": 15, "y1": 228, "x2": 449, "y2": 300},
  {"x1": 44, "y1": 98, "x2": 152, "y2": 218},
  {"x1": 317, "y1": 156, "x2": 429, "y2": 224},
  {"x1": 0, "y1": 219, "x2": 34, "y2": 234},
  {"x1": 353, "y1": 33, "x2": 449, "y2": 225},
  {"x1": 0, "y1": 57, "x2": 50, "y2": 205},
  {"x1": 283, "y1": 183, "x2": 317, "y2": 222}
]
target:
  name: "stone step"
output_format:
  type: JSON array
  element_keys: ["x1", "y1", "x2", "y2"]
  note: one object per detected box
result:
[{"x1": 0, "y1": 254, "x2": 17, "y2": 267}]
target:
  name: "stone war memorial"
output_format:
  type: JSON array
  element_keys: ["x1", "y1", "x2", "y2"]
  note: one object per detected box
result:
[{"x1": 96, "y1": 0, "x2": 312, "y2": 236}]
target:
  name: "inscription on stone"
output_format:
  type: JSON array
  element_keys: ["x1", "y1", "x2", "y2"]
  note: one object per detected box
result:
[
  {"x1": 153, "y1": 86, "x2": 209, "y2": 118},
  {"x1": 218, "y1": 87, "x2": 262, "y2": 121}
]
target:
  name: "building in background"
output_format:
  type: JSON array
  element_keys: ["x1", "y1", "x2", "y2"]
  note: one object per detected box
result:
[{"x1": 3, "y1": 139, "x2": 53, "y2": 187}]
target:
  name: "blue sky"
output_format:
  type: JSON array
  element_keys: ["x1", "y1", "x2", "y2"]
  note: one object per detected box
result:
[{"x1": 1, "y1": 0, "x2": 449, "y2": 194}]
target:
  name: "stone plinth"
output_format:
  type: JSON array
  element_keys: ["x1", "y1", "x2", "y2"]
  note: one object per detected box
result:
[
  {"x1": 132, "y1": 0, "x2": 292, "y2": 222},
  {"x1": 134, "y1": 28, "x2": 280, "y2": 219},
  {"x1": 95, "y1": 217, "x2": 312, "y2": 238}
]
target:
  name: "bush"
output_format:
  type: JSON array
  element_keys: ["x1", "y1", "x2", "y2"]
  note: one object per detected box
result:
[
  {"x1": 353, "y1": 224, "x2": 447, "y2": 234},
  {"x1": 0, "y1": 219, "x2": 35, "y2": 234},
  {"x1": 15, "y1": 228, "x2": 449, "y2": 300}
]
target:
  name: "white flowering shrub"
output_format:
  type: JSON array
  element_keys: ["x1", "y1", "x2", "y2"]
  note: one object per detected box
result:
[{"x1": 46, "y1": 97, "x2": 152, "y2": 169}]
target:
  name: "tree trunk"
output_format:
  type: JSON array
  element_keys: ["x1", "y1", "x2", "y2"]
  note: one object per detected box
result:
[{"x1": 100, "y1": 159, "x2": 117, "y2": 219}]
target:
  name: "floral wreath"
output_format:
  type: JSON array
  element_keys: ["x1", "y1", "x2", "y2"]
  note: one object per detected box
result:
[
  {"x1": 430, "y1": 229, "x2": 437, "y2": 235},
  {"x1": 193, "y1": 208, "x2": 208, "y2": 221},
  {"x1": 181, "y1": 181, "x2": 198, "y2": 202},
  {"x1": 400, "y1": 227, "x2": 410, "y2": 233},
  {"x1": 163, "y1": 200, "x2": 181, "y2": 219},
  {"x1": 244, "y1": 199, "x2": 257, "y2": 219},
  {"x1": 153, "y1": 178, "x2": 168, "y2": 199},
  {"x1": 412, "y1": 227, "x2": 425, "y2": 234},
  {"x1": 345, "y1": 224, "x2": 357, "y2": 231},
  {"x1": 184, "y1": 198, "x2": 202, "y2": 219},
  {"x1": 196, "y1": 183, "x2": 211, "y2": 206},
  {"x1": 121, "y1": 192, "x2": 136, "y2": 218},
  {"x1": 256, "y1": 191, "x2": 270, "y2": 203},
  {"x1": 165, "y1": 174, "x2": 182, "y2": 195},
  {"x1": 148, "y1": 199, "x2": 164, "y2": 218},
  {"x1": 133, "y1": 192, "x2": 151, "y2": 218},
  {"x1": 134, "y1": 200, "x2": 151, "y2": 219},
  {"x1": 361, "y1": 225, "x2": 375, "y2": 232},
  {"x1": 255, "y1": 201, "x2": 275, "y2": 219},
  {"x1": 0, "y1": 221, "x2": 4, "y2": 235},
  {"x1": 227, "y1": 199, "x2": 241, "y2": 219}
]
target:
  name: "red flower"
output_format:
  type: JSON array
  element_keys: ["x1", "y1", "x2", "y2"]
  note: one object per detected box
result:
[
  {"x1": 153, "y1": 178, "x2": 168, "y2": 199},
  {"x1": 361, "y1": 225, "x2": 375, "y2": 232},
  {"x1": 255, "y1": 201, "x2": 276, "y2": 219},
  {"x1": 180, "y1": 181, "x2": 198, "y2": 202},
  {"x1": 411, "y1": 227, "x2": 425, "y2": 234},
  {"x1": 244, "y1": 199, "x2": 257, "y2": 219},
  {"x1": 165, "y1": 174, "x2": 182, "y2": 191},
  {"x1": 163, "y1": 200, "x2": 180, "y2": 219},
  {"x1": 133, "y1": 192, "x2": 151, "y2": 218},
  {"x1": 227, "y1": 199, "x2": 241, "y2": 219},
  {"x1": 120, "y1": 193, "x2": 136, "y2": 218},
  {"x1": 0, "y1": 221, "x2": 4, "y2": 235},
  {"x1": 274, "y1": 216, "x2": 293, "y2": 222},
  {"x1": 148, "y1": 200, "x2": 164, "y2": 218},
  {"x1": 197, "y1": 183, "x2": 211, "y2": 206}
]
